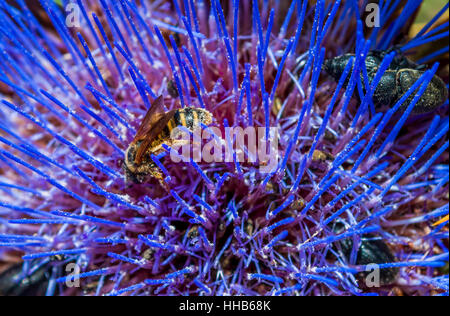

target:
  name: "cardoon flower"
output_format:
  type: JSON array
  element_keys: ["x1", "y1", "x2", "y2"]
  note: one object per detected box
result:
[{"x1": 0, "y1": 0, "x2": 448, "y2": 296}]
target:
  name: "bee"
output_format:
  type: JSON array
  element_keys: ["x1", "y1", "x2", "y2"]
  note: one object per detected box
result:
[
  {"x1": 0, "y1": 256, "x2": 65, "y2": 296},
  {"x1": 332, "y1": 224, "x2": 399, "y2": 286},
  {"x1": 124, "y1": 96, "x2": 213, "y2": 188},
  {"x1": 323, "y1": 49, "x2": 448, "y2": 114}
]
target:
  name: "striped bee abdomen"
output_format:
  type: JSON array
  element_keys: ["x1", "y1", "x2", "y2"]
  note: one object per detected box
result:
[{"x1": 172, "y1": 108, "x2": 212, "y2": 132}]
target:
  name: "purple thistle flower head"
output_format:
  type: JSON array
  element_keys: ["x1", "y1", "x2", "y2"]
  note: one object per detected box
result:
[{"x1": 0, "y1": 0, "x2": 448, "y2": 296}]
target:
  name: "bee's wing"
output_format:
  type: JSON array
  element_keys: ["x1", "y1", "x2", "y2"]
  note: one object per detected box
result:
[
  {"x1": 134, "y1": 109, "x2": 177, "y2": 164},
  {"x1": 132, "y1": 95, "x2": 166, "y2": 143}
]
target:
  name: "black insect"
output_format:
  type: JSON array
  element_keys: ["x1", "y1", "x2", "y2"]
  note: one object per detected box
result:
[
  {"x1": 323, "y1": 48, "x2": 448, "y2": 114},
  {"x1": 367, "y1": 48, "x2": 426, "y2": 71},
  {"x1": 332, "y1": 224, "x2": 399, "y2": 286},
  {"x1": 0, "y1": 256, "x2": 64, "y2": 296}
]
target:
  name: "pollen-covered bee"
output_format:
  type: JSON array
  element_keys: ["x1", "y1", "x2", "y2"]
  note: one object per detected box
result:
[
  {"x1": 124, "y1": 96, "x2": 213, "y2": 188},
  {"x1": 323, "y1": 49, "x2": 448, "y2": 114}
]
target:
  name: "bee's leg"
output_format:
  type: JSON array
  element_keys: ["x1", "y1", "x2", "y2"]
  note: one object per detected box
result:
[
  {"x1": 123, "y1": 163, "x2": 139, "y2": 185},
  {"x1": 150, "y1": 168, "x2": 171, "y2": 192}
]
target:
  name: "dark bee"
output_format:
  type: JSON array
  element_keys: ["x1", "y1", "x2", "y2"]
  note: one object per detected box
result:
[
  {"x1": 124, "y1": 96, "x2": 213, "y2": 188},
  {"x1": 0, "y1": 256, "x2": 65, "y2": 296},
  {"x1": 323, "y1": 49, "x2": 448, "y2": 114},
  {"x1": 333, "y1": 224, "x2": 399, "y2": 285}
]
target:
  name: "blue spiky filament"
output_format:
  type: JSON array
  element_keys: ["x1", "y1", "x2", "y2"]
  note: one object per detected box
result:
[{"x1": 0, "y1": 0, "x2": 448, "y2": 296}]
